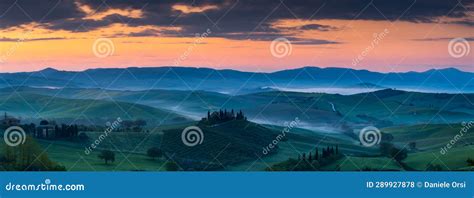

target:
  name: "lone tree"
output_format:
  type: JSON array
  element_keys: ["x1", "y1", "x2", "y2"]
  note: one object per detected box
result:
[
  {"x1": 467, "y1": 158, "x2": 474, "y2": 166},
  {"x1": 98, "y1": 150, "x2": 115, "y2": 165},
  {"x1": 380, "y1": 142, "x2": 408, "y2": 162},
  {"x1": 409, "y1": 142, "x2": 417, "y2": 151},
  {"x1": 147, "y1": 147, "x2": 163, "y2": 160}
]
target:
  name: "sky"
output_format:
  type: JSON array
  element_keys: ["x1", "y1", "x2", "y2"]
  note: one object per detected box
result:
[{"x1": 0, "y1": 0, "x2": 473, "y2": 73}]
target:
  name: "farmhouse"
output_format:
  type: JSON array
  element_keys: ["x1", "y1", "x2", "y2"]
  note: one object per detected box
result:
[{"x1": 0, "y1": 112, "x2": 20, "y2": 127}]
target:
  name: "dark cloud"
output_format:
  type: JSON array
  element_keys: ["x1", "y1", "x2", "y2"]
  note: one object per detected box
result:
[
  {"x1": 76, "y1": 0, "x2": 474, "y2": 39},
  {"x1": 0, "y1": 37, "x2": 66, "y2": 42},
  {"x1": 128, "y1": 29, "x2": 161, "y2": 37},
  {"x1": 203, "y1": 31, "x2": 340, "y2": 45},
  {"x1": 298, "y1": 24, "x2": 338, "y2": 31},
  {"x1": 1, "y1": 0, "x2": 472, "y2": 42},
  {"x1": 413, "y1": 37, "x2": 474, "y2": 41},
  {"x1": 0, "y1": 0, "x2": 84, "y2": 28},
  {"x1": 290, "y1": 38, "x2": 341, "y2": 45},
  {"x1": 451, "y1": 19, "x2": 474, "y2": 26},
  {"x1": 44, "y1": 14, "x2": 136, "y2": 32}
]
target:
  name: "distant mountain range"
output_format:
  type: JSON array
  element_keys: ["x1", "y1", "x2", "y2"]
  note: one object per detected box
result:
[{"x1": 1, "y1": 66, "x2": 473, "y2": 94}]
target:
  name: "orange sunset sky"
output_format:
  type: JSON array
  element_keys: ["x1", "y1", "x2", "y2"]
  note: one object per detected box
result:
[{"x1": 0, "y1": 0, "x2": 473, "y2": 73}]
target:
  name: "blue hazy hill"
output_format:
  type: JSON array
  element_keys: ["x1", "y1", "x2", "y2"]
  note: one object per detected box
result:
[{"x1": 0, "y1": 66, "x2": 473, "y2": 94}]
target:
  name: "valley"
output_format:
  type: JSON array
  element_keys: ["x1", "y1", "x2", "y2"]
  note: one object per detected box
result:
[{"x1": 1, "y1": 83, "x2": 473, "y2": 171}]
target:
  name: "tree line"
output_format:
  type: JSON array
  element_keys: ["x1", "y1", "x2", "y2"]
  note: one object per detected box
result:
[
  {"x1": 269, "y1": 145, "x2": 343, "y2": 171},
  {"x1": 200, "y1": 109, "x2": 247, "y2": 125}
]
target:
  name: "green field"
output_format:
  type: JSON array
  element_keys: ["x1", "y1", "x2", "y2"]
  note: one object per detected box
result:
[
  {"x1": 39, "y1": 141, "x2": 168, "y2": 171},
  {"x1": 405, "y1": 145, "x2": 474, "y2": 171},
  {"x1": 4, "y1": 87, "x2": 473, "y2": 128},
  {"x1": 1, "y1": 87, "x2": 473, "y2": 171},
  {"x1": 0, "y1": 90, "x2": 190, "y2": 125},
  {"x1": 1, "y1": 122, "x2": 473, "y2": 171}
]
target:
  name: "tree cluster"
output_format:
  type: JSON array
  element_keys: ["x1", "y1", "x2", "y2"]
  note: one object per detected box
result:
[
  {"x1": 0, "y1": 136, "x2": 65, "y2": 171},
  {"x1": 269, "y1": 145, "x2": 342, "y2": 171},
  {"x1": 54, "y1": 124, "x2": 79, "y2": 138},
  {"x1": 201, "y1": 109, "x2": 247, "y2": 125},
  {"x1": 147, "y1": 147, "x2": 163, "y2": 160},
  {"x1": 467, "y1": 158, "x2": 474, "y2": 166},
  {"x1": 298, "y1": 145, "x2": 339, "y2": 162},
  {"x1": 98, "y1": 150, "x2": 115, "y2": 165},
  {"x1": 379, "y1": 142, "x2": 408, "y2": 162}
]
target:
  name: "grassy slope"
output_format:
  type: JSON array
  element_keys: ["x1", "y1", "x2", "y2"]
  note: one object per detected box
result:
[
  {"x1": 321, "y1": 156, "x2": 403, "y2": 171},
  {"x1": 239, "y1": 90, "x2": 474, "y2": 125},
  {"x1": 383, "y1": 124, "x2": 474, "y2": 150},
  {"x1": 1, "y1": 123, "x2": 472, "y2": 171},
  {"x1": 0, "y1": 140, "x2": 167, "y2": 171},
  {"x1": 405, "y1": 145, "x2": 474, "y2": 171},
  {"x1": 228, "y1": 125, "x2": 378, "y2": 171},
  {"x1": 160, "y1": 120, "x2": 281, "y2": 167},
  {"x1": 4, "y1": 87, "x2": 474, "y2": 126},
  {"x1": 1, "y1": 87, "x2": 474, "y2": 171},
  {"x1": 316, "y1": 123, "x2": 474, "y2": 171},
  {"x1": 382, "y1": 124, "x2": 474, "y2": 171},
  {"x1": 0, "y1": 92, "x2": 188, "y2": 124}
]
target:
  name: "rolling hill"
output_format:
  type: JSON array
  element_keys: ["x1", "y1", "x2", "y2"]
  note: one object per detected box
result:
[
  {"x1": 2, "y1": 86, "x2": 473, "y2": 128},
  {"x1": 1, "y1": 86, "x2": 473, "y2": 171},
  {"x1": 0, "y1": 90, "x2": 189, "y2": 125},
  {"x1": 160, "y1": 120, "x2": 280, "y2": 170}
]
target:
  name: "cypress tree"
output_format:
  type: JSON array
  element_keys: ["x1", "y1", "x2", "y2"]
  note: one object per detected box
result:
[{"x1": 314, "y1": 149, "x2": 319, "y2": 160}]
